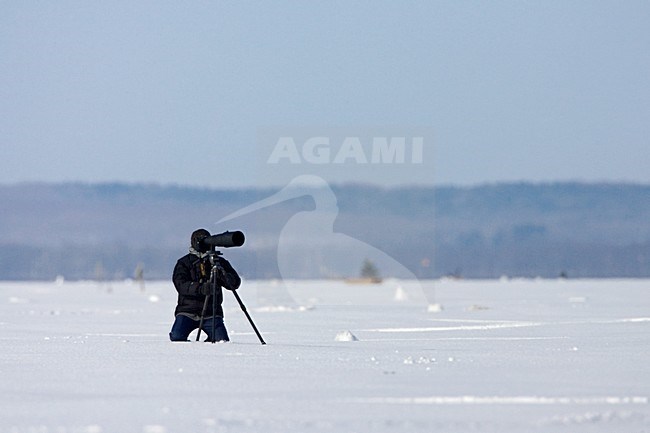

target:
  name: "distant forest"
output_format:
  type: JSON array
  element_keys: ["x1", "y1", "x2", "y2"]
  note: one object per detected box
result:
[{"x1": 1, "y1": 182, "x2": 649, "y2": 280}]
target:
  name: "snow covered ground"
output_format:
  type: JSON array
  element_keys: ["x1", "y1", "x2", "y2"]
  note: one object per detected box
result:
[{"x1": 1, "y1": 278, "x2": 648, "y2": 433}]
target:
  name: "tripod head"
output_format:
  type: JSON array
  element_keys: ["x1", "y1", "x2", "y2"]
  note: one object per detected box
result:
[{"x1": 206, "y1": 249, "x2": 223, "y2": 265}]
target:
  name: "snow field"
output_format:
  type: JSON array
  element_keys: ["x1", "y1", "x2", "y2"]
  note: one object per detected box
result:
[{"x1": 0, "y1": 278, "x2": 648, "y2": 432}]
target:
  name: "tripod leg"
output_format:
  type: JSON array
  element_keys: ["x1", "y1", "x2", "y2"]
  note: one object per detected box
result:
[
  {"x1": 211, "y1": 279, "x2": 217, "y2": 343},
  {"x1": 196, "y1": 295, "x2": 210, "y2": 342},
  {"x1": 232, "y1": 290, "x2": 266, "y2": 345}
]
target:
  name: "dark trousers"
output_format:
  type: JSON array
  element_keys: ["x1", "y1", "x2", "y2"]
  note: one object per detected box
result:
[{"x1": 169, "y1": 315, "x2": 229, "y2": 342}]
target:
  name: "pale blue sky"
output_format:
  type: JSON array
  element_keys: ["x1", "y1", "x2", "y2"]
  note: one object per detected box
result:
[{"x1": 1, "y1": 1, "x2": 649, "y2": 188}]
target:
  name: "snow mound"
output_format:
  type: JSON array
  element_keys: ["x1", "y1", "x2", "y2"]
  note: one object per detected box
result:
[
  {"x1": 335, "y1": 330, "x2": 359, "y2": 342},
  {"x1": 394, "y1": 286, "x2": 408, "y2": 301},
  {"x1": 427, "y1": 303, "x2": 443, "y2": 313},
  {"x1": 254, "y1": 305, "x2": 314, "y2": 313}
]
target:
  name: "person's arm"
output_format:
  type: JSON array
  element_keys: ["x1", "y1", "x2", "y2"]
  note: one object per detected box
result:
[
  {"x1": 216, "y1": 257, "x2": 241, "y2": 291},
  {"x1": 172, "y1": 258, "x2": 204, "y2": 296}
]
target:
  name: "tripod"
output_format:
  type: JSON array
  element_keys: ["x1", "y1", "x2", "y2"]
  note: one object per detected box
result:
[{"x1": 196, "y1": 250, "x2": 266, "y2": 345}]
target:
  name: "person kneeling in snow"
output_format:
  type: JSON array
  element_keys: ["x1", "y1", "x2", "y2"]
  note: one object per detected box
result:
[{"x1": 170, "y1": 229, "x2": 241, "y2": 342}]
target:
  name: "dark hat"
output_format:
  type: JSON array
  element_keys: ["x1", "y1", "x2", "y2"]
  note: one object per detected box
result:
[{"x1": 191, "y1": 228, "x2": 211, "y2": 253}]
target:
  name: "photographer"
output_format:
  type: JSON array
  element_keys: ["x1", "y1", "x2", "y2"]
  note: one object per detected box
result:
[{"x1": 169, "y1": 229, "x2": 241, "y2": 342}]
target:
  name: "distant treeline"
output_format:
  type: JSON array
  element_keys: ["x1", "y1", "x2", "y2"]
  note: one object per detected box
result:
[{"x1": 1, "y1": 182, "x2": 649, "y2": 280}]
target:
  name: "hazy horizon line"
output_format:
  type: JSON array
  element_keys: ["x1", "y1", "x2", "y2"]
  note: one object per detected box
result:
[{"x1": 2, "y1": 178, "x2": 650, "y2": 191}]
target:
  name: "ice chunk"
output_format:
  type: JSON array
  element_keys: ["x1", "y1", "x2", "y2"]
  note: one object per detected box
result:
[{"x1": 335, "y1": 330, "x2": 359, "y2": 342}]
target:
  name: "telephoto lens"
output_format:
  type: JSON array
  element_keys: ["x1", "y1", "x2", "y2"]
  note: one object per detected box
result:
[{"x1": 202, "y1": 231, "x2": 245, "y2": 248}]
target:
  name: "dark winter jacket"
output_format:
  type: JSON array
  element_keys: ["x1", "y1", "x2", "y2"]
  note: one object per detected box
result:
[{"x1": 172, "y1": 251, "x2": 241, "y2": 318}]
